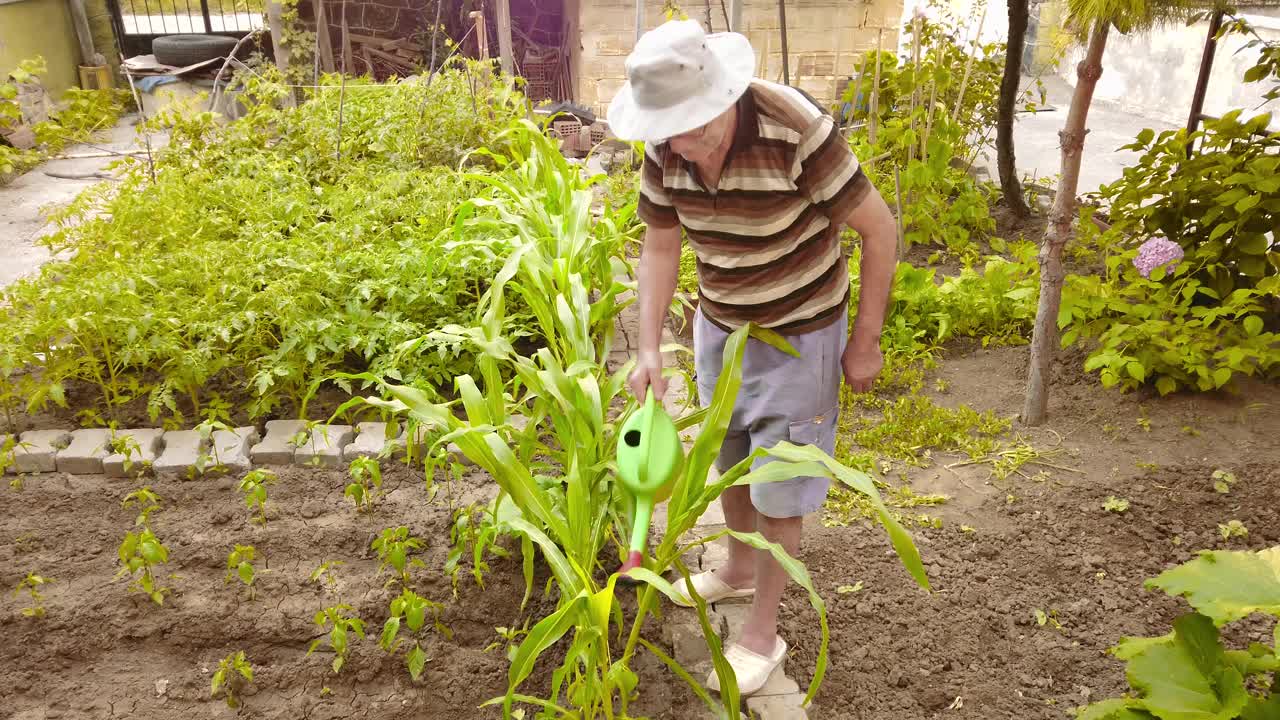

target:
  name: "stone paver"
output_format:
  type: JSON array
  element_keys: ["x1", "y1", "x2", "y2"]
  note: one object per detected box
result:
[
  {"x1": 153, "y1": 430, "x2": 206, "y2": 476},
  {"x1": 56, "y1": 428, "x2": 113, "y2": 474},
  {"x1": 343, "y1": 421, "x2": 400, "y2": 461},
  {"x1": 210, "y1": 426, "x2": 259, "y2": 475},
  {"x1": 103, "y1": 429, "x2": 165, "y2": 477},
  {"x1": 295, "y1": 424, "x2": 353, "y2": 467},
  {"x1": 12, "y1": 430, "x2": 71, "y2": 474},
  {"x1": 250, "y1": 419, "x2": 308, "y2": 465},
  {"x1": 746, "y1": 692, "x2": 807, "y2": 720}
]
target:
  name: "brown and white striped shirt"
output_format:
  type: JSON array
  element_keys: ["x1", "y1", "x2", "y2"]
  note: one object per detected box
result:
[{"x1": 638, "y1": 79, "x2": 871, "y2": 335}]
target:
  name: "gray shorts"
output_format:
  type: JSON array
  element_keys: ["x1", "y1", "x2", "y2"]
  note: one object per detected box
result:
[{"x1": 693, "y1": 306, "x2": 848, "y2": 519}]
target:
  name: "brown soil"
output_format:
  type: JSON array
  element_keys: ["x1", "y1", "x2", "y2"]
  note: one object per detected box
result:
[
  {"x1": 783, "y1": 340, "x2": 1280, "y2": 719},
  {"x1": 0, "y1": 462, "x2": 677, "y2": 719},
  {"x1": 4, "y1": 340, "x2": 1278, "y2": 720}
]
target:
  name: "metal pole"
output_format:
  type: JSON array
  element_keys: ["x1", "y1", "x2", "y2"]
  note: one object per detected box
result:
[
  {"x1": 778, "y1": 0, "x2": 789, "y2": 85},
  {"x1": 200, "y1": 0, "x2": 213, "y2": 34},
  {"x1": 1186, "y1": 9, "x2": 1223, "y2": 154},
  {"x1": 636, "y1": 0, "x2": 644, "y2": 42},
  {"x1": 729, "y1": 0, "x2": 742, "y2": 31}
]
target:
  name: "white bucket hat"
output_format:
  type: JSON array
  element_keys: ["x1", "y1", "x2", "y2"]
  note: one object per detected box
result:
[{"x1": 606, "y1": 19, "x2": 756, "y2": 143}]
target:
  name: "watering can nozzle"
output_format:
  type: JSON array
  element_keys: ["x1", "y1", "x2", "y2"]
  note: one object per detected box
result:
[{"x1": 614, "y1": 388, "x2": 684, "y2": 578}]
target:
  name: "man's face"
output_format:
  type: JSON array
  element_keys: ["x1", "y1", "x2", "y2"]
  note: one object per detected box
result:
[{"x1": 667, "y1": 109, "x2": 732, "y2": 164}]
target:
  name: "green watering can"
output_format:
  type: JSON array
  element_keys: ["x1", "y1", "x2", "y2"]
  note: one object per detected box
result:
[{"x1": 615, "y1": 387, "x2": 685, "y2": 576}]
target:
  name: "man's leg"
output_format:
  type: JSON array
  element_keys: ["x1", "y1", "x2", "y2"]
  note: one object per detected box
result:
[
  {"x1": 738, "y1": 513, "x2": 802, "y2": 655},
  {"x1": 715, "y1": 483, "x2": 757, "y2": 589}
]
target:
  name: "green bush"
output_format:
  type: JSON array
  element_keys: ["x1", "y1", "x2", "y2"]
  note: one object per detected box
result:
[{"x1": 0, "y1": 64, "x2": 539, "y2": 427}]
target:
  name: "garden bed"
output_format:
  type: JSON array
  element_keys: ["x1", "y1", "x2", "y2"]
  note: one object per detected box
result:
[{"x1": 4, "y1": 338, "x2": 1277, "y2": 719}]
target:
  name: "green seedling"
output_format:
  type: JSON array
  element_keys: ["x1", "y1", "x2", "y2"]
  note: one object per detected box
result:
[
  {"x1": 107, "y1": 431, "x2": 145, "y2": 476},
  {"x1": 122, "y1": 486, "x2": 162, "y2": 527},
  {"x1": 372, "y1": 526, "x2": 425, "y2": 586},
  {"x1": 1135, "y1": 461, "x2": 1159, "y2": 473},
  {"x1": 836, "y1": 581, "x2": 864, "y2": 594},
  {"x1": 1104, "y1": 496, "x2": 1130, "y2": 513},
  {"x1": 1219, "y1": 520, "x2": 1249, "y2": 541},
  {"x1": 1211, "y1": 469, "x2": 1237, "y2": 494},
  {"x1": 483, "y1": 622, "x2": 530, "y2": 660},
  {"x1": 1033, "y1": 608, "x2": 1065, "y2": 631},
  {"x1": 225, "y1": 544, "x2": 259, "y2": 600},
  {"x1": 345, "y1": 456, "x2": 383, "y2": 512},
  {"x1": 211, "y1": 650, "x2": 253, "y2": 708},
  {"x1": 13, "y1": 572, "x2": 53, "y2": 617},
  {"x1": 238, "y1": 469, "x2": 276, "y2": 524},
  {"x1": 308, "y1": 559, "x2": 344, "y2": 591},
  {"x1": 191, "y1": 418, "x2": 235, "y2": 477},
  {"x1": 308, "y1": 604, "x2": 365, "y2": 674},
  {"x1": 379, "y1": 588, "x2": 450, "y2": 681},
  {"x1": 115, "y1": 527, "x2": 171, "y2": 604}
]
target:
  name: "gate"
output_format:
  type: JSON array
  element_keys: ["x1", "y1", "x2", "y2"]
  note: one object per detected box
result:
[{"x1": 106, "y1": 0, "x2": 262, "y2": 59}]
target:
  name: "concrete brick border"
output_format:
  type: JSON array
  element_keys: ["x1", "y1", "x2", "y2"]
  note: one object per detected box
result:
[{"x1": 103, "y1": 428, "x2": 165, "y2": 478}]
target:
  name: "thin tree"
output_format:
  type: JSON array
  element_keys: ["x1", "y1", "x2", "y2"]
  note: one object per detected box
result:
[
  {"x1": 1022, "y1": 0, "x2": 1207, "y2": 425},
  {"x1": 997, "y1": 0, "x2": 1032, "y2": 219}
]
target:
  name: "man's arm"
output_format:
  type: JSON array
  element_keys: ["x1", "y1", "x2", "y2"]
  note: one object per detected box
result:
[
  {"x1": 841, "y1": 189, "x2": 898, "y2": 392},
  {"x1": 630, "y1": 223, "x2": 683, "y2": 399}
]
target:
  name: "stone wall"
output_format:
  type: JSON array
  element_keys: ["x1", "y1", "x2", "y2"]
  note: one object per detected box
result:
[
  {"x1": 575, "y1": 0, "x2": 905, "y2": 118},
  {"x1": 0, "y1": 0, "x2": 81, "y2": 96}
]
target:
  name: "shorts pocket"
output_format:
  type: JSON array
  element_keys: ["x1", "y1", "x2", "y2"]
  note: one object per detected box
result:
[{"x1": 786, "y1": 405, "x2": 838, "y2": 456}]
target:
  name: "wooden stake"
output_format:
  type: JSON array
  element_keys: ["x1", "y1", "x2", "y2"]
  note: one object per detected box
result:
[
  {"x1": 315, "y1": 0, "x2": 336, "y2": 73},
  {"x1": 953, "y1": 3, "x2": 988, "y2": 122},
  {"x1": 894, "y1": 165, "x2": 906, "y2": 256},
  {"x1": 908, "y1": 13, "x2": 921, "y2": 163},
  {"x1": 923, "y1": 80, "x2": 937, "y2": 162},
  {"x1": 869, "y1": 30, "x2": 882, "y2": 150},
  {"x1": 470, "y1": 11, "x2": 489, "y2": 60},
  {"x1": 495, "y1": 0, "x2": 514, "y2": 75}
]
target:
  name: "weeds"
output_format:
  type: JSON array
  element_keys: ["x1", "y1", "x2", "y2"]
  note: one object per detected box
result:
[
  {"x1": 12, "y1": 572, "x2": 53, "y2": 617},
  {"x1": 211, "y1": 650, "x2": 253, "y2": 708}
]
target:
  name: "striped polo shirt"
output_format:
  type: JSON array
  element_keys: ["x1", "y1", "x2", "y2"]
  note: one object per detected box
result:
[{"x1": 637, "y1": 78, "x2": 871, "y2": 335}]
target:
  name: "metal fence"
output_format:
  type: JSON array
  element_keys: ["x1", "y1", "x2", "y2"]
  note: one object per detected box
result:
[{"x1": 108, "y1": 0, "x2": 262, "y2": 57}]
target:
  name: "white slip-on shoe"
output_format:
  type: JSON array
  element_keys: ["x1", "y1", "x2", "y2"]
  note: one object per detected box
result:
[
  {"x1": 706, "y1": 636, "x2": 788, "y2": 696},
  {"x1": 669, "y1": 570, "x2": 755, "y2": 608}
]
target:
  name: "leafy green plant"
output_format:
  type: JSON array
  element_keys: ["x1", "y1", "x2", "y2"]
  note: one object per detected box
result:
[
  {"x1": 107, "y1": 431, "x2": 145, "y2": 476},
  {"x1": 1077, "y1": 547, "x2": 1280, "y2": 719},
  {"x1": 1220, "y1": 520, "x2": 1249, "y2": 542},
  {"x1": 122, "y1": 487, "x2": 162, "y2": 527},
  {"x1": 1104, "y1": 496, "x2": 1130, "y2": 513},
  {"x1": 307, "y1": 559, "x2": 344, "y2": 591},
  {"x1": 371, "y1": 526, "x2": 425, "y2": 587},
  {"x1": 210, "y1": 650, "x2": 254, "y2": 708},
  {"x1": 115, "y1": 527, "x2": 171, "y2": 605},
  {"x1": 345, "y1": 456, "x2": 383, "y2": 512},
  {"x1": 342, "y1": 120, "x2": 929, "y2": 718},
  {"x1": 1061, "y1": 228, "x2": 1279, "y2": 394},
  {"x1": 12, "y1": 572, "x2": 53, "y2": 618},
  {"x1": 238, "y1": 469, "x2": 275, "y2": 525},
  {"x1": 225, "y1": 544, "x2": 259, "y2": 600},
  {"x1": 1096, "y1": 112, "x2": 1280, "y2": 294},
  {"x1": 308, "y1": 604, "x2": 365, "y2": 674},
  {"x1": 1213, "y1": 469, "x2": 1238, "y2": 494},
  {"x1": 379, "y1": 588, "x2": 449, "y2": 681}
]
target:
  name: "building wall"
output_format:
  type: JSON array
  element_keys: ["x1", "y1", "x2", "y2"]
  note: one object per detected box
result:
[
  {"x1": 1056, "y1": 8, "x2": 1280, "y2": 131},
  {"x1": 0, "y1": 0, "x2": 81, "y2": 97},
  {"x1": 576, "y1": 0, "x2": 905, "y2": 119}
]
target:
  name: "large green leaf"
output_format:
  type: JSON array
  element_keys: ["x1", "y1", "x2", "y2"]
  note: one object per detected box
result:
[
  {"x1": 502, "y1": 590, "x2": 588, "y2": 712},
  {"x1": 743, "y1": 442, "x2": 930, "y2": 591},
  {"x1": 1125, "y1": 614, "x2": 1249, "y2": 720},
  {"x1": 1147, "y1": 547, "x2": 1280, "y2": 624},
  {"x1": 1077, "y1": 698, "x2": 1156, "y2": 720}
]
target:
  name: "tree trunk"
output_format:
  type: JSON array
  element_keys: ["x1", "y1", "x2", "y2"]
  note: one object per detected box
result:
[
  {"x1": 998, "y1": 0, "x2": 1031, "y2": 218},
  {"x1": 1022, "y1": 20, "x2": 1109, "y2": 426}
]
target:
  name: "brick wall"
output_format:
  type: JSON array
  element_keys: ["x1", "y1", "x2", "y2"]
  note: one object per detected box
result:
[{"x1": 576, "y1": 0, "x2": 904, "y2": 119}]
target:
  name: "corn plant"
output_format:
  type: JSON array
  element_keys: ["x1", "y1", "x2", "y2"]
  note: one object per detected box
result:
[
  {"x1": 225, "y1": 544, "x2": 259, "y2": 600},
  {"x1": 308, "y1": 604, "x2": 365, "y2": 674},
  {"x1": 343, "y1": 121, "x2": 929, "y2": 719},
  {"x1": 122, "y1": 487, "x2": 162, "y2": 527},
  {"x1": 210, "y1": 650, "x2": 253, "y2": 708},
  {"x1": 379, "y1": 588, "x2": 450, "y2": 681},
  {"x1": 12, "y1": 572, "x2": 53, "y2": 618},
  {"x1": 344, "y1": 456, "x2": 383, "y2": 512},
  {"x1": 238, "y1": 469, "x2": 275, "y2": 524},
  {"x1": 371, "y1": 526, "x2": 425, "y2": 587},
  {"x1": 115, "y1": 527, "x2": 171, "y2": 605}
]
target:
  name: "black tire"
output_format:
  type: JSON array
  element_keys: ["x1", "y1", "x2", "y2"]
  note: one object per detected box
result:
[{"x1": 152, "y1": 35, "x2": 240, "y2": 67}]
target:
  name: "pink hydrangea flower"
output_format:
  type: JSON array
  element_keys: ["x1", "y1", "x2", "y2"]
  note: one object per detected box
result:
[{"x1": 1132, "y1": 236, "x2": 1184, "y2": 278}]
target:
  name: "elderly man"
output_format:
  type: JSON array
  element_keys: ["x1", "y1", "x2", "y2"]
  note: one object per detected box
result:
[{"x1": 606, "y1": 20, "x2": 898, "y2": 694}]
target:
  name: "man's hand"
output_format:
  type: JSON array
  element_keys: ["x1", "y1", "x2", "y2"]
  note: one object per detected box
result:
[
  {"x1": 841, "y1": 338, "x2": 883, "y2": 393},
  {"x1": 629, "y1": 350, "x2": 669, "y2": 400}
]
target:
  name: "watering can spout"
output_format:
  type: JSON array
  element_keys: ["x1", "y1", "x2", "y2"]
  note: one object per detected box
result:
[{"x1": 615, "y1": 388, "x2": 684, "y2": 577}]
